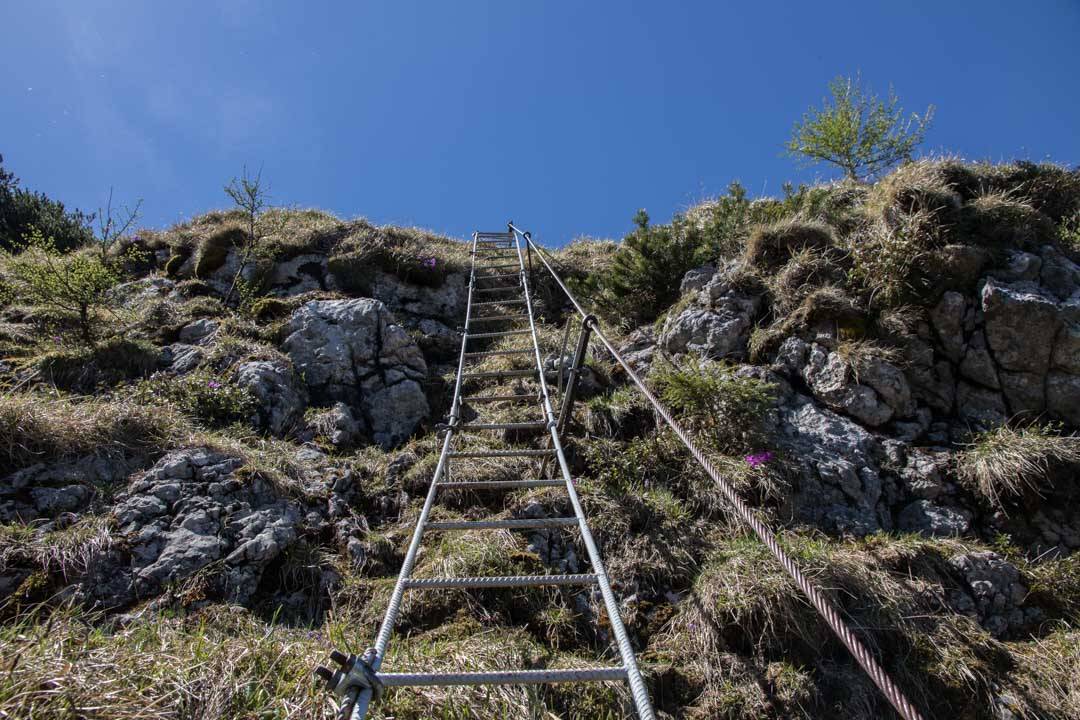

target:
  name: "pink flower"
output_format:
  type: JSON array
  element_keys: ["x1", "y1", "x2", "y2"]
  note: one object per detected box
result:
[
  {"x1": 744, "y1": 451, "x2": 774, "y2": 468},
  {"x1": 207, "y1": 380, "x2": 222, "y2": 389}
]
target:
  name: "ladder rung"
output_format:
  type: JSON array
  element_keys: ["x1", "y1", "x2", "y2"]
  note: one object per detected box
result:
[
  {"x1": 473, "y1": 286, "x2": 519, "y2": 294},
  {"x1": 472, "y1": 299, "x2": 527, "y2": 306},
  {"x1": 377, "y1": 667, "x2": 628, "y2": 687},
  {"x1": 449, "y1": 449, "x2": 556, "y2": 458},
  {"x1": 459, "y1": 421, "x2": 547, "y2": 431},
  {"x1": 464, "y1": 349, "x2": 531, "y2": 358},
  {"x1": 466, "y1": 329, "x2": 531, "y2": 339},
  {"x1": 426, "y1": 517, "x2": 578, "y2": 531},
  {"x1": 462, "y1": 393, "x2": 536, "y2": 403},
  {"x1": 479, "y1": 263, "x2": 520, "y2": 269},
  {"x1": 437, "y1": 479, "x2": 565, "y2": 490},
  {"x1": 469, "y1": 314, "x2": 526, "y2": 323},
  {"x1": 403, "y1": 574, "x2": 598, "y2": 589},
  {"x1": 476, "y1": 273, "x2": 520, "y2": 280},
  {"x1": 462, "y1": 369, "x2": 536, "y2": 380}
]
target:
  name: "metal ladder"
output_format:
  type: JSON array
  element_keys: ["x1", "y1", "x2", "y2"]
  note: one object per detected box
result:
[{"x1": 318, "y1": 228, "x2": 657, "y2": 719}]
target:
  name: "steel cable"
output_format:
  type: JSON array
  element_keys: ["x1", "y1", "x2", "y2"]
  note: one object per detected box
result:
[{"x1": 512, "y1": 224, "x2": 926, "y2": 720}]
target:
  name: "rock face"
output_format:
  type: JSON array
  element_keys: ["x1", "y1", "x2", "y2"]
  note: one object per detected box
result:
[
  {"x1": 948, "y1": 551, "x2": 1040, "y2": 638},
  {"x1": 661, "y1": 264, "x2": 762, "y2": 360},
  {"x1": 234, "y1": 359, "x2": 308, "y2": 437},
  {"x1": 775, "y1": 338, "x2": 912, "y2": 428},
  {"x1": 775, "y1": 395, "x2": 886, "y2": 535},
  {"x1": 282, "y1": 299, "x2": 429, "y2": 448},
  {"x1": 101, "y1": 449, "x2": 300, "y2": 607},
  {"x1": 1, "y1": 456, "x2": 138, "y2": 522}
]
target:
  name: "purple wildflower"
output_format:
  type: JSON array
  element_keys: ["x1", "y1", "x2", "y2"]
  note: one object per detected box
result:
[
  {"x1": 744, "y1": 451, "x2": 774, "y2": 468},
  {"x1": 421, "y1": 257, "x2": 437, "y2": 269},
  {"x1": 207, "y1": 380, "x2": 222, "y2": 390}
]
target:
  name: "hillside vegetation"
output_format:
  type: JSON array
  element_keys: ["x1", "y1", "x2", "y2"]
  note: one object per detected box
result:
[{"x1": 0, "y1": 156, "x2": 1078, "y2": 719}]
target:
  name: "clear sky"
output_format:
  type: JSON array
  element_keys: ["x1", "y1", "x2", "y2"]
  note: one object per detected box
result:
[{"x1": 3, "y1": 1, "x2": 1078, "y2": 246}]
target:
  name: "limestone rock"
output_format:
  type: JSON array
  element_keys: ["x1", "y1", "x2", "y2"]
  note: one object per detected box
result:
[
  {"x1": 660, "y1": 268, "x2": 761, "y2": 360},
  {"x1": 897, "y1": 499, "x2": 971, "y2": 536},
  {"x1": 981, "y1": 278, "x2": 1060, "y2": 374},
  {"x1": 234, "y1": 359, "x2": 308, "y2": 437},
  {"x1": 177, "y1": 318, "x2": 220, "y2": 344},
  {"x1": 775, "y1": 396, "x2": 885, "y2": 535},
  {"x1": 104, "y1": 448, "x2": 300, "y2": 606},
  {"x1": 930, "y1": 291, "x2": 967, "y2": 362},
  {"x1": 282, "y1": 298, "x2": 429, "y2": 448},
  {"x1": 949, "y1": 551, "x2": 1036, "y2": 638}
]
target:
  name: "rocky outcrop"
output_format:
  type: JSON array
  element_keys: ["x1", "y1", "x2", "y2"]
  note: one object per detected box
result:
[
  {"x1": 1, "y1": 456, "x2": 140, "y2": 523},
  {"x1": 775, "y1": 394, "x2": 887, "y2": 535},
  {"x1": 661, "y1": 263, "x2": 762, "y2": 360},
  {"x1": 775, "y1": 338, "x2": 912, "y2": 427},
  {"x1": 282, "y1": 299, "x2": 429, "y2": 448},
  {"x1": 233, "y1": 359, "x2": 308, "y2": 437},
  {"x1": 96, "y1": 449, "x2": 301, "y2": 607}
]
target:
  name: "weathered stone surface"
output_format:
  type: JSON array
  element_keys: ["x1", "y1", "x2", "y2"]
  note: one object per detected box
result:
[
  {"x1": 619, "y1": 325, "x2": 658, "y2": 374},
  {"x1": 899, "y1": 447, "x2": 952, "y2": 500},
  {"x1": 956, "y1": 381, "x2": 1007, "y2": 428},
  {"x1": 897, "y1": 499, "x2": 972, "y2": 536},
  {"x1": 366, "y1": 271, "x2": 467, "y2": 321},
  {"x1": 958, "y1": 330, "x2": 1000, "y2": 389},
  {"x1": 679, "y1": 263, "x2": 716, "y2": 295},
  {"x1": 177, "y1": 318, "x2": 220, "y2": 344},
  {"x1": 1038, "y1": 245, "x2": 1080, "y2": 300},
  {"x1": 1052, "y1": 322, "x2": 1080, "y2": 374},
  {"x1": 981, "y1": 279, "x2": 1060, "y2": 374},
  {"x1": 930, "y1": 291, "x2": 967, "y2": 362},
  {"x1": 282, "y1": 299, "x2": 429, "y2": 448},
  {"x1": 999, "y1": 370, "x2": 1046, "y2": 416},
  {"x1": 269, "y1": 254, "x2": 328, "y2": 295},
  {"x1": 949, "y1": 551, "x2": 1038, "y2": 638},
  {"x1": 325, "y1": 402, "x2": 364, "y2": 448},
  {"x1": 234, "y1": 359, "x2": 308, "y2": 437},
  {"x1": 801, "y1": 344, "x2": 893, "y2": 426},
  {"x1": 1046, "y1": 372, "x2": 1080, "y2": 426},
  {"x1": 661, "y1": 268, "x2": 761, "y2": 360},
  {"x1": 163, "y1": 343, "x2": 204, "y2": 374},
  {"x1": 103, "y1": 448, "x2": 300, "y2": 607},
  {"x1": 776, "y1": 396, "x2": 885, "y2": 535},
  {"x1": 0, "y1": 456, "x2": 136, "y2": 522},
  {"x1": 413, "y1": 318, "x2": 460, "y2": 359}
]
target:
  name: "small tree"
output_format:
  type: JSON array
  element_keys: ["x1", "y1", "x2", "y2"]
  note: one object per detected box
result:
[
  {"x1": 223, "y1": 166, "x2": 270, "y2": 305},
  {"x1": 786, "y1": 75, "x2": 934, "y2": 181},
  {"x1": 0, "y1": 229, "x2": 126, "y2": 342}
]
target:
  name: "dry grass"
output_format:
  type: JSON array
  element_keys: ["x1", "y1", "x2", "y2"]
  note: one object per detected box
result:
[
  {"x1": 956, "y1": 423, "x2": 1080, "y2": 509},
  {"x1": 743, "y1": 220, "x2": 835, "y2": 270},
  {"x1": 0, "y1": 392, "x2": 184, "y2": 476}
]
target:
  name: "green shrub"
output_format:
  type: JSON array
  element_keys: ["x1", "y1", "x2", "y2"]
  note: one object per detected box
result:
[
  {"x1": 651, "y1": 355, "x2": 776, "y2": 454},
  {"x1": 744, "y1": 220, "x2": 834, "y2": 269},
  {"x1": 133, "y1": 368, "x2": 256, "y2": 428},
  {"x1": 0, "y1": 156, "x2": 94, "y2": 252}
]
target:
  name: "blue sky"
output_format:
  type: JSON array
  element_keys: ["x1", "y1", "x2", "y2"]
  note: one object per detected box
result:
[{"x1": 3, "y1": 1, "x2": 1079, "y2": 246}]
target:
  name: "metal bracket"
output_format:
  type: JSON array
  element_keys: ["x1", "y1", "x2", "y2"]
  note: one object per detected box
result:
[{"x1": 316, "y1": 647, "x2": 384, "y2": 713}]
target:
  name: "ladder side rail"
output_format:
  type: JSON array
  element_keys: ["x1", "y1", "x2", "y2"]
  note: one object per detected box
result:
[
  {"x1": 511, "y1": 231, "x2": 657, "y2": 720},
  {"x1": 348, "y1": 230, "x2": 482, "y2": 720}
]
